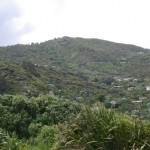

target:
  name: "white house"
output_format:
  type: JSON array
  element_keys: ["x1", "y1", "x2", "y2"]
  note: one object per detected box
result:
[
  {"x1": 128, "y1": 87, "x2": 135, "y2": 91},
  {"x1": 132, "y1": 100, "x2": 142, "y2": 104},
  {"x1": 146, "y1": 86, "x2": 150, "y2": 91}
]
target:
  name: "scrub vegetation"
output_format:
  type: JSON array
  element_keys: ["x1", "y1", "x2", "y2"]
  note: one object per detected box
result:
[{"x1": 0, "y1": 37, "x2": 150, "y2": 149}]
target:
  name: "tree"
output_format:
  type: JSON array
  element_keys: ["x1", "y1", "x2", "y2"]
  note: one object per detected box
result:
[
  {"x1": 22, "y1": 61, "x2": 38, "y2": 76},
  {"x1": 97, "y1": 94, "x2": 105, "y2": 102},
  {"x1": 101, "y1": 77, "x2": 114, "y2": 85},
  {"x1": 0, "y1": 77, "x2": 11, "y2": 92}
]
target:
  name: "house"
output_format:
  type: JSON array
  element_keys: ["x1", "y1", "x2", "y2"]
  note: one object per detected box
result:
[
  {"x1": 146, "y1": 86, "x2": 150, "y2": 91},
  {"x1": 110, "y1": 100, "x2": 117, "y2": 105},
  {"x1": 131, "y1": 110, "x2": 140, "y2": 116},
  {"x1": 120, "y1": 62, "x2": 126, "y2": 64},
  {"x1": 44, "y1": 64, "x2": 49, "y2": 68},
  {"x1": 147, "y1": 102, "x2": 150, "y2": 107},
  {"x1": 48, "y1": 84, "x2": 55, "y2": 88},
  {"x1": 121, "y1": 98, "x2": 127, "y2": 101},
  {"x1": 139, "y1": 97, "x2": 147, "y2": 101},
  {"x1": 132, "y1": 110, "x2": 140, "y2": 114},
  {"x1": 128, "y1": 87, "x2": 135, "y2": 91},
  {"x1": 132, "y1": 100, "x2": 142, "y2": 104},
  {"x1": 114, "y1": 77, "x2": 122, "y2": 82},
  {"x1": 110, "y1": 101, "x2": 119, "y2": 108},
  {"x1": 136, "y1": 52, "x2": 145, "y2": 55},
  {"x1": 116, "y1": 78, "x2": 122, "y2": 82},
  {"x1": 114, "y1": 86, "x2": 123, "y2": 89},
  {"x1": 133, "y1": 79, "x2": 138, "y2": 82},
  {"x1": 135, "y1": 86, "x2": 142, "y2": 90},
  {"x1": 123, "y1": 78, "x2": 132, "y2": 82},
  {"x1": 121, "y1": 57, "x2": 127, "y2": 60},
  {"x1": 144, "y1": 78, "x2": 150, "y2": 82}
]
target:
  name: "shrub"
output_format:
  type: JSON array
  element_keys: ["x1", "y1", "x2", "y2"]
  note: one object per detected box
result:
[
  {"x1": 61, "y1": 106, "x2": 150, "y2": 150},
  {"x1": 35, "y1": 125, "x2": 59, "y2": 149}
]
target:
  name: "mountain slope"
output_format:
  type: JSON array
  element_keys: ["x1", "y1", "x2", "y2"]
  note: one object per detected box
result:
[
  {"x1": 0, "y1": 36, "x2": 150, "y2": 77},
  {"x1": 0, "y1": 37, "x2": 150, "y2": 118}
]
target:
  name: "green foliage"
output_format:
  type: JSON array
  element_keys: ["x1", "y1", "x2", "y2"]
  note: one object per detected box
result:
[
  {"x1": 0, "y1": 128, "x2": 7, "y2": 149},
  {"x1": 28, "y1": 123, "x2": 42, "y2": 137},
  {"x1": 0, "y1": 63, "x2": 48, "y2": 96},
  {"x1": 3, "y1": 133, "x2": 21, "y2": 150},
  {"x1": 0, "y1": 76, "x2": 11, "y2": 93},
  {"x1": 0, "y1": 37, "x2": 150, "y2": 149},
  {"x1": 60, "y1": 106, "x2": 150, "y2": 150},
  {"x1": 96, "y1": 94, "x2": 105, "y2": 102},
  {"x1": 22, "y1": 61, "x2": 38, "y2": 76},
  {"x1": 0, "y1": 130, "x2": 26, "y2": 150},
  {"x1": 0, "y1": 94, "x2": 81, "y2": 139},
  {"x1": 101, "y1": 77, "x2": 115, "y2": 85},
  {"x1": 0, "y1": 37, "x2": 150, "y2": 77},
  {"x1": 35, "y1": 125, "x2": 59, "y2": 148}
]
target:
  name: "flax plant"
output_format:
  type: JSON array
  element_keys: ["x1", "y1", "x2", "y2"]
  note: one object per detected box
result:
[{"x1": 61, "y1": 105, "x2": 150, "y2": 150}]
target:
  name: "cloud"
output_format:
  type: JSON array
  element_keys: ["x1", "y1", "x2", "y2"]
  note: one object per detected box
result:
[
  {"x1": 1, "y1": 0, "x2": 150, "y2": 48},
  {"x1": 0, "y1": 0, "x2": 32, "y2": 46}
]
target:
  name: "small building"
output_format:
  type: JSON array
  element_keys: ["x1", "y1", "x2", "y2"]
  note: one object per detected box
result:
[
  {"x1": 132, "y1": 100, "x2": 142, "y2": 104},
  {"x1": 114, "y1": 86, "x2": 123, "y2": 89},
  {"x1": 131, "y1": 110, "x2": 140, "y2": 116},
  {"x1": 135, "y1": 86, "x2": 142, "y2": 90},
  {"x1": 121, "y1": 57, "x2": 127, "y2": 60},
  {"x1": 147, "y1": 102, "x2": 150, "y2": 107},
  {"x1": 48, "y1": 84, "x2": 55, "y2": 88},
  {"x1": 114, "y1": 77, "x2": 122, "y2": 82},
  {"x1": 139, "y1": 97, "x2": 147, "y2": 101},
  {"x1": 146, "y1": 86, "x2": 150, "y2": 91},
  {"x1": 120, "y1": 62, "x2": 126, "y2": 64},
  {"x1": 133, "y1": 79, "x2": 138, "y2": 82},
  {"x1": 123, "y1": 78, "x2": 132, "y2": 82},
  {"x1": 128, "y1": 87, "x2": 135, "y2": 91},
  {"x1": 110, "y1": 100, "x2": 117, "y2": 105},
  {"x1": 110, "y1": 100, "x2": 119, "y2": 108},
  {"x1": 136, "y1": 52, "x2": 145, "y2": 55},
  {"x1": 121, "y1": 98, "x2": 127, "y2": 101}
]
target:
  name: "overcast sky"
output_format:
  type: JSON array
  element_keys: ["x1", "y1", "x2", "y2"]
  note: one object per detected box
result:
[{"x1": 0, "y1": 0, "x2": 150, "y2": 48}]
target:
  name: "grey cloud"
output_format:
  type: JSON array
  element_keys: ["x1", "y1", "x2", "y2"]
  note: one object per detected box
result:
[{"x1": 0, "y1": 0, "x2": 32, "y2": 46}]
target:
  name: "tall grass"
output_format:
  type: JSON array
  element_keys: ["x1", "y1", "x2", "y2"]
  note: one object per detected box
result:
[{"x1": 60, "y1": 105, "x2": 150, "y2": 150}]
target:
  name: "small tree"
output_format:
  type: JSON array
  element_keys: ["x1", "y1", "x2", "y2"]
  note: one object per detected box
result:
[
  {"x1": 22, "y1": 61, "x2": 38, "y2": 76},
  {"x1": 0, "y1": 77, "x2": 10, "y2": 92}
]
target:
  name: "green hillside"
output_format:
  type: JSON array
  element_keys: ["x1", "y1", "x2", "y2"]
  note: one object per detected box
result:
[
  {"x1": 0, "y1": 37, "x2": 150, "y2": 77},
  {"x1": 0, "y1": 37, "x2": 150, "y2": 149},
  {"x1": 0, "y1": 37, "x2": 150, "y2": 116},
  {"x1": 0, "y1": 37, "x2": 150, "y2": 100}
]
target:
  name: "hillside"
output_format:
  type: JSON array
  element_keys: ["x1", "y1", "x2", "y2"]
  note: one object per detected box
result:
[
  {"x1": 0, "y1": 62, "x2": 107, "y2": 103},
  {"x1": 0, "y1": 37, "x2": 150, "y2": 115},
  {"x1": 0, "y1": 37, "x2": 150, "y2": 149},
  {"x1": 0, "y1": 37, "x2": 150, "y2": 77}
]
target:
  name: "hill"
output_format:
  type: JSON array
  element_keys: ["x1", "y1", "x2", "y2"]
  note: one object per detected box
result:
[
  {"x1": 0, "y1": 37, "x2": 150, "y2": 149},
  {"x1": 0, "y1": 37, "x2": 150, "y2": 118},
  {"x1": 0, "y1": 37, "x2": 150, "y2": 77},
  {"x1": 0, "y1": 37, "x2": 150, "y2": 103}
]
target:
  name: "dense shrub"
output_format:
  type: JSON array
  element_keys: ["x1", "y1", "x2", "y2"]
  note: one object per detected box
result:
[
  {"x1": 60, "y1": 106, "x2": 150, "y2": 150},
  {"x1": 36, "y1": 125, "x2": 59, "y2": 148},
  {"x1": 0, "y1": 77, "x2": 11, "y2": 92},
  {"x1": 0, "y1": 94, "x2": 81, "y2": 139}
]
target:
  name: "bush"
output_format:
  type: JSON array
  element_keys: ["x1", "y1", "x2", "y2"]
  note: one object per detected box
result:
[
  {"x1": 0, "y1": 94, "x2": 81, "y2": 139},
  {"x1": 0, "y1": 128, "x2": 7, "y2": 149},
  {"x1": 61, "y1": 106, "x2": 150, "y2": 150},
  {"x1": 35, "y1": 125, "x2": 59, "y2": 149},
  {"x1": 0, "y1": 77, "x2": 11, "y2": 92}
]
